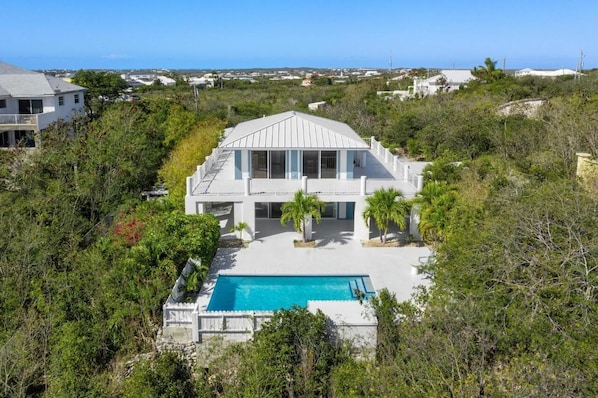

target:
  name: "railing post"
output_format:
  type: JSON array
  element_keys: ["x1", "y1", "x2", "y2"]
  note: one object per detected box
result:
[
  {"x1": 404, "y1": 165, "x2": 410, "y2": 182},
  {"x1": 370, "y1": 136, "x2": 375, "y2": 149},
  {"x1": 192, "y1": 314, "x2": 199, "y2": 343},
  {"x1": 360, "y1": 176, "x2": 367, "y2": 196},
  {"x1": 302, "y1": 176, "x2": 308, "y2": 192},
  {"x1": 393, "y1": 156, "x2": 398, "y2": 172},
  {"x1": 417, "y1": 175, "x2": 424, "y2": 191}
]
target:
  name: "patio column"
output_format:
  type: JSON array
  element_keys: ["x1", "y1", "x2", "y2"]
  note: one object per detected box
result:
[
  {"x1": 303, "y1": 214, "x2": 313, "y2": 241},
  {"x1": 353, "y1": 198, "x2": 370, "y2": 240},
  {"x1": 302, "y1": 176, "x2": 308, "y2": 192},
  {"x1": 360, "y1": 176, "x2": 367, "y2": 196},
  {"x1": 237, "y1": 201, "x2": 256, "y2": 241}
]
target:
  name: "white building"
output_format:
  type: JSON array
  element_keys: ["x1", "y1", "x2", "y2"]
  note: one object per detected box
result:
[
  {"x1": 412, "y1": 69, "x2": 474, "y2": 96},
  {"x1": 185, "y1": 111, "x2": 428, "y2": 241},
  {"x1": 514, "y1": 68, "x2": 583, "y2": 78},
  {"x1": 0, "y1": 62, "x2": 86, "y2": 148}
]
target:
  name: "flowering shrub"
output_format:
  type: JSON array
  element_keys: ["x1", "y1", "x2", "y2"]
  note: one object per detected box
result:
[{"x1": 113, "y1": 217, "x2": 144, "y2": 246}]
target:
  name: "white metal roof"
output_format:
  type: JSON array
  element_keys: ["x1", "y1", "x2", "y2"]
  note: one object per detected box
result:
[{"x1": 220, "y1": 110, "x2": 369, "y2": 150}]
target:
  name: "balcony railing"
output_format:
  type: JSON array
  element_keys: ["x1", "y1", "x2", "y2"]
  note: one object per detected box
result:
[
  {"x1": 0, "y1": 114, "x2": 38, "y2": 126},
  {"x1": 0, "y1": 112, "x2": 57, "y2": 131},
  {"x1": 188, "y1": 176, "x2": 420, "y2": 199},
  {"x1": 186, "y1": 136, "x2": 426, "y2": 199}
]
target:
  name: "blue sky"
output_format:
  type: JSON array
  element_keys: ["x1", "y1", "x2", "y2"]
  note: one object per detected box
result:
[{"x1": 2, "y1": 0, "x2": 597, "y2": 70}]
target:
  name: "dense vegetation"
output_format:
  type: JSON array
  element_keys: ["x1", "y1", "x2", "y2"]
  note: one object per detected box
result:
[{"x1": 1, "y1": 65, "x2": 598, "y2": 396}]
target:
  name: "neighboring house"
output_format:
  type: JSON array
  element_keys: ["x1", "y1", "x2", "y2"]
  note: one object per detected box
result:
[
  {"x1": 514, "y1": 68, "x2": 583, "y2": 78},
  {"x1": 0, "y1": 62, "x2": 86, "y2": 148},
  {"x1": 185, "y1": 110, "x2": 428, "y2": 241},
  {"x1": 412, "y1": 69, "x2": 474, "y2": 96}
]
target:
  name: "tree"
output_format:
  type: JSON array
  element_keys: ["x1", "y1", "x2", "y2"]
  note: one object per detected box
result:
[
  {"x1": 123, "y1": 351, "x2": 195, "y2": 398},
  {"x1": 229, "y1": 221, "x2": 249, "y2": 240},
  {"x1": 413, "y1": 181, "x2": 459, "y2": 245},
  {"x1": 206, "y1": 306, "x2": 348, "y2": 397},
  {"x1": 72, "y1": 70, "x2": 128, "y2": 117},
  {"x1": 362, "y1": 187, "x2": 409, "y2": 244},
  {"x1": 280, "y1": 189, "x2": 326, "y2": 242},
  {"x1": 471, "y1": 57, "x2": 505, "y2": 83}
]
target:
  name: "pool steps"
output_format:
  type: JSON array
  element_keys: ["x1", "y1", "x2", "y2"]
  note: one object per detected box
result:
[{"x1": 349, "y1": 277, "x2": 375, "y2": 299}]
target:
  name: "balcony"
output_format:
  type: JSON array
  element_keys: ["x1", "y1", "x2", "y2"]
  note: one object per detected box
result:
[
  {"x1": 0, "y1": 112, "x2": 56, "y2": 131},
  {"x1": 186, "y1": 137, "x2": 428, "y2": 202}
]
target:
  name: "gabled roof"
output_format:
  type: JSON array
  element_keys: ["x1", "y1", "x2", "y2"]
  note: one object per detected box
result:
[
  {"x1": 426, "y1": 69, "x2": 474, "y2": 85},
  {"x1": 220, "y1": 111, "x2": 369, "y2": 150},
  {"x1": 0, "y1": 61, "x2": 86, "y2": 97}
]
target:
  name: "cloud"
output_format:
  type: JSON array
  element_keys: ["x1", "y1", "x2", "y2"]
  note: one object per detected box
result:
[{"x1": 102, "y1": 53, "x2": 130, "y2": 60}]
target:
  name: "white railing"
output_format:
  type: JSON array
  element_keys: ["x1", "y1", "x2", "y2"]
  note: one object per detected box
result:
[
  {"x1": 186, "y1": 138, "x2": 426, "y2": 197},
  {"x1": 370, "y1": 136, "x2": 423, "y2": 190},
  {"x1": 0, "y1": 114, "x2": 38, "y2": 126},
  {"x1": 189, "y1": 147, "x2": 223, "y2": 193},
  {"x1": 190, "y1": 177, "x2": 418, "y2": 197},
  {"x1": 163, "y1": 298, "x2": 197, "y2": 326},
  {"x1": 196, "y1": 311, "x2": 274, "y2": 342}
]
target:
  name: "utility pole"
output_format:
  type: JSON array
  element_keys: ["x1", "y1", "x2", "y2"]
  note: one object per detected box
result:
[{"x1": 576, "y1": 50, "x2": 584, "y2": 82}]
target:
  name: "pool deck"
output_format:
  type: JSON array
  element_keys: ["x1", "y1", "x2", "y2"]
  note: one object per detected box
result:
[{"x1": 196, "y1": 216, "x2": 432, "y2": 313}]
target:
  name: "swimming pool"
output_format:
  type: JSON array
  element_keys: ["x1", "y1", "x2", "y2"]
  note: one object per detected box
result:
[{"x1": 207, "y1": 275, "x2": 376, "y2": 311}]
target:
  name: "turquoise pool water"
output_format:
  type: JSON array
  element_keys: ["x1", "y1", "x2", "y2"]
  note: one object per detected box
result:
[{"x1": 207, "y1": 275, "x2": 375, "y2": 311}]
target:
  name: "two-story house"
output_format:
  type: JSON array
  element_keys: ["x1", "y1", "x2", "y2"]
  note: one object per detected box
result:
[
  {"x1": 0, "y1": 62, "x2": 86, "y2": 148},
  {"x1": 185, "y1": 111, "x2": 428, "y2": 241}
]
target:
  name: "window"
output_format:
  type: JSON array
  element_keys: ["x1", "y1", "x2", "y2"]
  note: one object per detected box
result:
[
  {"x1": 269, "y1": 151, "x2": 286, "y2": 179},
  {"x1": 74, "y1": 94, "x2": 80, "y2": 104},
  {"x1": 251, "y1": 151, "x2": 268, "y2": 178},
  {"x1": 15, "y1": 131, "x2": 35, "y2": 147},
  {"x1": 0, "y1": 132, "x2": 9, "y2": 147},
  {"x1": 0, "y1": 99, "x2": 6, "y2": 108},
  {"x1": 58, "y1": 96, "x2": 64, "y2": 106},
  {"x1": 18, "y1": 99, "x2": 43, "y2": 114},
  {"x1": 303, "y1": 151, "x2": 319, "y2": 178},
  {"x1": 320, "y1": 151, "x2": 337, "y2": 178}
]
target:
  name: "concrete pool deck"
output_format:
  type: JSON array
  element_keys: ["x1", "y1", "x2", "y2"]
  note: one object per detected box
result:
[{"x1": 197, "y1": 217, "x2": 432, "y2": 311}]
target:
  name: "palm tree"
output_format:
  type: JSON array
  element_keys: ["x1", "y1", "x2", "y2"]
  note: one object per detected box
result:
[
  {"x1": 280, "y1": 190, "x2": 326, "y2": 242},
  {"x1": 413, "y1": 181, "x2": 458, "y2": 245},
  {"x1": 229, "y1": 221, "x2": 249, "y2": 240},
  {"x1": 362, "y1": 187, "x2": 410, "y2": 244}
]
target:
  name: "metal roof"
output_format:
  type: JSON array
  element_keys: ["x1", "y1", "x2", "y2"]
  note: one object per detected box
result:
[
  {"x1": 0, "y1": 61, "x2": 86, "y2": 97},
  {"x1": 220, "y1": 111, "x2": 369, "y2": 150}
]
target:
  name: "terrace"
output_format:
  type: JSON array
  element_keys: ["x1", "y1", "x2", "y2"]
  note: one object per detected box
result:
[{"x1": 186, "y1": 136, "x2": 427, "y2": 201}]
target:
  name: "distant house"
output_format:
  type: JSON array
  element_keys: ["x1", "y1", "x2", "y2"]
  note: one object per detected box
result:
[
  {"x1": 412, "y1": 69, "x2": 474, "y2": 96},
  {"x1": 0, "y1": 62, "x2": 86, "y2": 148},
  {"x1": 514, "y1": 68, "x2": 583, "y2": 78}
]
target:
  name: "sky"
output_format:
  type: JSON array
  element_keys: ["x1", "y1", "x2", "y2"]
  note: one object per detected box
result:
[{"x1": 2, "y1": 0, "x2": 597, "y2": 71}]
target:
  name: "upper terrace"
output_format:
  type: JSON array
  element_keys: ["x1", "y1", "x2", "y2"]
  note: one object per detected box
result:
[{"x1": 186, "y1": 136, "x2": 426, "y2": 201}]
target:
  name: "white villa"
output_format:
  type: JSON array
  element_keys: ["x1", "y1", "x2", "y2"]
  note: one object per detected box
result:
[
  {"x1": 165, "y1": 111, "x2": 432, "y2": 350},
  {"x1": 412, "y1": 69, "x2": 474, "y2": 96},
  {"x1": 185, "y1": 110, "x2": 428, "y2": 241},
  {"x1": 0, "y1": 62, "x2": 86, "y2": 148}
]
